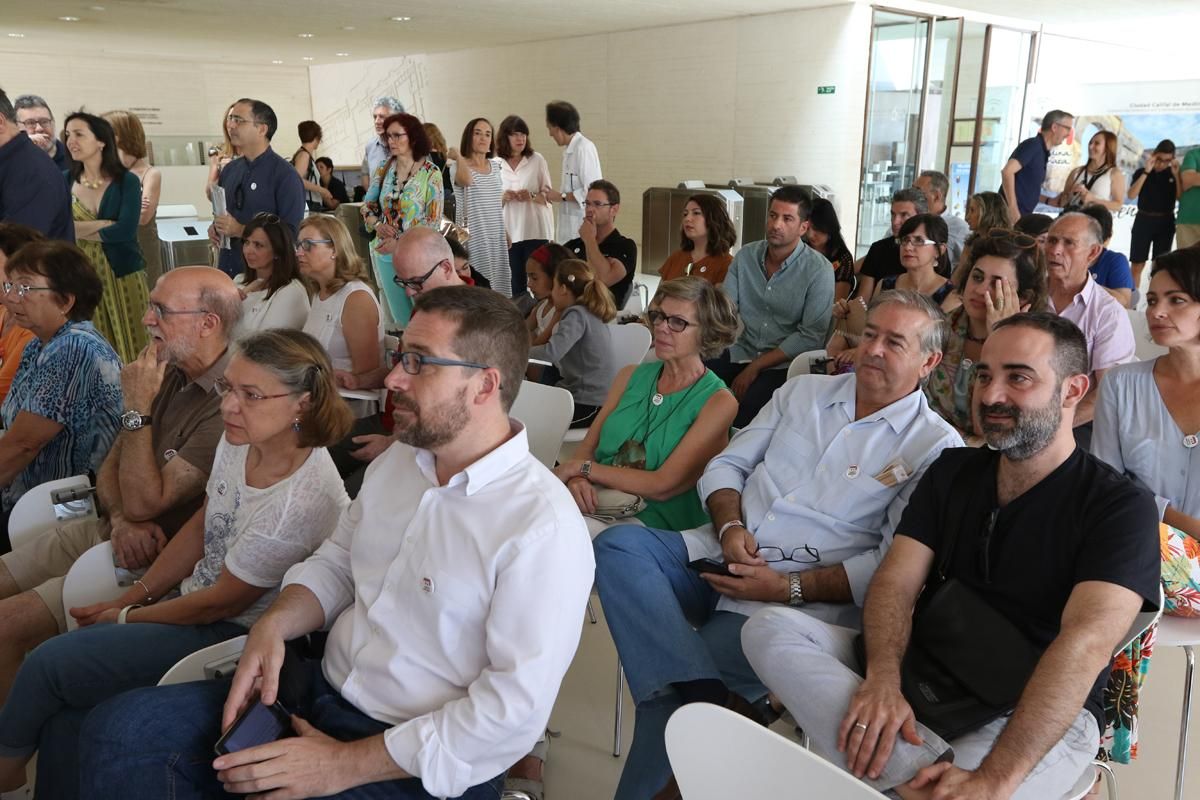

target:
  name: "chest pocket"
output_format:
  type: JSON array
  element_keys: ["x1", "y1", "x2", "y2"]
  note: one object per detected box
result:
[{"x1": 825, "y1": 472, "x2": 894, "y2": 529}]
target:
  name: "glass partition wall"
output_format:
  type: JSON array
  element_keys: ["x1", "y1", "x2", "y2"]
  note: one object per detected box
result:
[{"x1": 856, "y1": 8, "x2": 1037, "y2": 255}]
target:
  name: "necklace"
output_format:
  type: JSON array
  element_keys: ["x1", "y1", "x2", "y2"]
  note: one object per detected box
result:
[
  {"x1": 81, "y1": 175, "x2": 104, "y2": 190},
  {"x1": 614, "y1": 365, "x2": 707, "y2": 469}
]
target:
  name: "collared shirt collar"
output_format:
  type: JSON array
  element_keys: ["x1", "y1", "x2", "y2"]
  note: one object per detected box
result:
[
  {"x1": 827, "y1": 374, "x2": 926, "y2": 434},
  {"x1": 758, "y1": 238, "x2": 809, "y2": 274},
  {"x1": 190, "y1": 347, "x2": 232, "y2": 393},
  {"x1": 412, "y1": 421, "x2": 531, "y2": 496},
  {"x1": 564, "y1": 131, "x2": 583, "y2": 155},
  {"x1": 1059, "y1": 272, "x2": 1098, "y2": 311}
]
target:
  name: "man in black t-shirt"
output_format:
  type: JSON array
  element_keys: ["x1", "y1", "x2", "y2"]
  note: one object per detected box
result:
[
  {"x1": 1129, "y1": 139, "x2": 1182, "y2": 289},
  {"x1": 854, "y1": 188, "x2": 927, "y2": 300},
  {"x1": 564, "y1": 179, "x2": 638, "y2": 308},
  {"x1": 743, "y1": 312, "x2": 1160, "y2": 799}
]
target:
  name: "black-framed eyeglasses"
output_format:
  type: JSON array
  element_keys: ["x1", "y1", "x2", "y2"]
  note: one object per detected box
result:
[
  {"x1": 214, "y1": 377, "x2": 295, "y2": 404},
  {"x1": 754, "y1": 545, "x2": 821, "y2": 564},
  {"x1": 2, "y1": 281, "x2": 56, "y2": 299},
  {"x1": 895, "y1": 235, "x2": 937, "y2": 248},
  {"x1": 390, "y1": 350, "x2": 489, "y2": 375},
  {"x1": 646, "y1": 309, "x2": 696, "y2": 333},
  {"x1": 18, "y1": 118, "x2": 54, "y2": 131},
  {"x1": 295, "y1": 238, "x2": 334, "y2": 252},
  {"x1": 147, "y1": 302, "x2": 209, "y2": 319},
  {"x1": 385, "y1": 131, "x2": 408, "y2": 141},
  {"x1": 393, "y1": 260, "x2": 446, "y2": 292}
]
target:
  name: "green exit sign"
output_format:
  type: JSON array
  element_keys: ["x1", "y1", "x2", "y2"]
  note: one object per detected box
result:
[{"x1": 817, "y1": 85, "x2": 836, "y2": 95}]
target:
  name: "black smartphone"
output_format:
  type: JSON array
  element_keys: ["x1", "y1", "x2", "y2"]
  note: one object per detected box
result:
[
  {"x1": 214, "y1": 700, "x2": 292, "y2": 756},
  {"x1": 688, "y1": 557, "x2": 733, "y2": 577}
]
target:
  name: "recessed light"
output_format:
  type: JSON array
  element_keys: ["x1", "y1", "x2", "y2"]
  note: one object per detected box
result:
[
  {"x1": 302, "y1": 57, "x2": 314, "y2": 61},
  {"x1": 271, "y1": 59, "x2": 283, "y2": 64},
  {"x1": 297, "y1": 33, "x2": 314, "y2": 38},
  {"x1": 58, "y1": 16, "x2": 80, "y2": 22},
  {"x1": 390, "y1": 16, "x2": 412, "y2": 22},
  {"x1": 7, "y1": 32, "x2": 25, "y2": 38},
  {"x1": 335, "y1": 52, "x2": 349, "y2": 57},
  {"x1": 90, "y1": 5, "x2": 106, "y2": 10},
  {"x1": 341, "y1": 25, "x2": 356, "y2": 31}
]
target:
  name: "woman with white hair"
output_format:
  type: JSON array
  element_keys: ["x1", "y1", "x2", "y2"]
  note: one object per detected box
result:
[{"x1": 358, "y1": 95, "x2": 405, "y2": 193}]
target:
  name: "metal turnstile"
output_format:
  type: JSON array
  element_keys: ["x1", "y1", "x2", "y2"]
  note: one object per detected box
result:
[
  {"x1": 640, "y1": 186, "x2": 743, "y2": 276},
  {"x1": 718, "y1": 178, "x2": 841, "y2": 246}
]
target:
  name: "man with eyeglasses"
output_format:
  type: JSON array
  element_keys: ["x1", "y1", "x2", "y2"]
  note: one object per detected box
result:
[
  {"x1": 594, "y1": 290, "x2": 963, "y2": 799},
  {"x1": 1000, "y1": 109, "x2": 1074, "y2": 224},
  {"x1": 564, "y1": 179, "x2": 637, "y2": 307},
  {"x1": 0, "y1": 267, "x2": 242, "y2": 696},
  {"x1": 744, "y1": 312, "x2": 1158, "y2": 800},
  {"x1": 208, "y1": 98, "x2": 305, "y2": 277},
  {"x1": 0, "y1": 88, "x2": 74, "y2": 241},
  {"x1": 359, "y1": 96, "x2": 405, "y2": 193},
  {"x1": 82, "y1": 286, "x2": 595, "y2": 800},
  {"x1": 1043, "y1": 212, "x2": 1135, "y2": 446},
  {"x1": 12, "y1": 94, "x2": 73, "y2": 171},
  {"x1": 914, "y1": 170, "x2": 969, "y2": 268}
]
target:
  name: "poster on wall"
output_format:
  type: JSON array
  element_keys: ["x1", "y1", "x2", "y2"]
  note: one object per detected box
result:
[{"x1": 1026, "y1": 81, "x2": 1200, "y2": 256}]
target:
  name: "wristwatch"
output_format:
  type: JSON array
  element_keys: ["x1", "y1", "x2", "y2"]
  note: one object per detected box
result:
[
  {"x1": 561, "y1": 191, "x2": 568, "y2": 202},
  {"x1": 120, "y1": 410, "x2": 152, "y2": 431},
  {"x1": 787, "y1": 572, "x2": 805, "y2": 607}
]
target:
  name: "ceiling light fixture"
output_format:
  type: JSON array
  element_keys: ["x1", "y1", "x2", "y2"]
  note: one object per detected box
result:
[
  {"x1": 297, "y1": 33, "x2": 314, "y2": 38},
  {"x1": 7, "y1": 32, "x2": 26, "y2": 38},
  {"x1": 342, "y1": 25, "x2": 356, "y2": 31},
  {"x1": 336, "y1": 52, "x2": 350, "y2": 56},
  {"x1": 271, "y1": 59, "x2": 283, "y2": 64},
  {"x1": 390, "y1": 16, "x2": 412, "y2": 22},
  {"x1": 302, "y1": 57, "x2": 314, "y2": 61},
  {"x1": 90, "y1": 5, "x2": 106, "y2": 10},
  {"x1": 58, "y1": 16, "x2": 80, "y2": 22}
]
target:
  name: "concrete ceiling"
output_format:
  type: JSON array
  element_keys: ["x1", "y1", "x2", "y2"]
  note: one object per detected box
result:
[{"x1": 1, "y1": 1, "x2": 1195, "y2": 67}]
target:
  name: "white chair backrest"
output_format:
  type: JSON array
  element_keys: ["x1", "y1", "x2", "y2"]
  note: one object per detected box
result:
[
  {"x1": 61, "y1": 542, "x2": 124, "y2": 632},
  {"x1": 610, "y1": 323, "x2": 653, "y2": 369},
  {"x1": 159, "y1": 636, "x2": 248, "y2": 685},
  {"x1": 787, "y1": 349, "x2": 828, "y2": 380},
  {"x1": 6, "y1": 475, "x2": 92, "y2": 552},
  {"x1": 666, "y1": 703, "x2": 889, "y2": 799},
  {"x1": 1127, "y1": 308, "x2": 1168, "y2": 362},
  {"x1": 511, "y1": 381, "x2": 575, "y2": 468},
  {"x1": 1114, "y1": 585, "x2": 1165, "y2": 655}
]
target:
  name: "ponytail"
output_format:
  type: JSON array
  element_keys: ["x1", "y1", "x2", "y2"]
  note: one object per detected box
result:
[{"x1": 555, "y1": 259, "x2": 617, "y2": 322}]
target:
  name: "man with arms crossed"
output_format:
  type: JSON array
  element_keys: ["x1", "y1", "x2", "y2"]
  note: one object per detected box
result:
[
  {"x1": 82, "y1": 286, "x2": 595, "y2": 800},
  {"x1": 744, "y1": 312, "x2": 1159, "y2": 799}
]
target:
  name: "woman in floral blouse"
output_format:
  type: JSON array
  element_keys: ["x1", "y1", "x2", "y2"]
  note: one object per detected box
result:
[{"x1": 361, "y1": 112, "x2": 443, "y2": 327}]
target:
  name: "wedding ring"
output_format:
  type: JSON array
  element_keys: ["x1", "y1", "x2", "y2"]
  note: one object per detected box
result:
[{"x1": 854, "y1": 722, "x2": 869, "y2": 731}]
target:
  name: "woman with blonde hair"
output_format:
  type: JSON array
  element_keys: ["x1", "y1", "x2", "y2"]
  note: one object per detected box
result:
[
  {"x1": 1054, "y1": 130, "x2": 1126, "y2": 213},
  {"x1": 205, "y1": 102, "x2": 238, "y2": 201},
  {"x1": 530, "y1": 259, "x2": 618, "y2": 427},
  {"x1": 103, "y1": 110, "x2": 163, "y2": 284},
  {"x1": 0, "y1": 328, "x2": 353, "y2": 798}
]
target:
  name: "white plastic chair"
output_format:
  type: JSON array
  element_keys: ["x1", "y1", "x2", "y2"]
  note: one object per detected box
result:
[
  {"x1": 1154, "y1": 614, "x2": 1200, "y2": 800},
  {"x1": 666, "y1": 702, "x2": 889, "y2": 799},
  {"x1": 60, "y1": 542, "x2": 124, "y2": 632},
  {"x1": 510, "y1": 381, "x2": 574, "y2": 469},
  {"x1": 158, "y1": 636, "x2": 248, "y2": 685},
  {"x1": 6, "y1": 475, "x2": 93, "y2": 552},
  {"x1": 1128, "y1": 308, "x2": 1168, "y2": 362},
  {"x1": 786, "y1": 349, "x2": 828, "y2": 380},
  {"x1": 559, "y1": 323, "x2": 653, "y2": 459}
]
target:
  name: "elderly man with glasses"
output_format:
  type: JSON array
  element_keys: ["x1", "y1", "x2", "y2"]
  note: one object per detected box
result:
[
  {"x1": 0, "y1": 266, "x2": 242, "y2": 702},
  {"x1": 208, "y1": 98, "x2": 305, "y2": 277},
  {"x1": 1000, "y1": 109, "x2": 1074, "y2": 224},
  {"x1": 0, "y1": 89, "x2": 74, "y2": 241},
  {"x1": 12, "y1": 94, "x2": 73, "y2": 171}
]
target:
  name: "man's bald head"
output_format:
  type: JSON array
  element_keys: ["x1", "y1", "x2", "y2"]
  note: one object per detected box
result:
[
  {"x1": 161, "y1": 266, "x2": 244, "y2": 337},
  {"x1": 390, "y1": 228, "x2": 463, "y2": 294}
]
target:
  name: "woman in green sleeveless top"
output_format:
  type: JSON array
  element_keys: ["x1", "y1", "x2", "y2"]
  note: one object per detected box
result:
[{"x1": 555, "y1": 277, "x2": 739, "y2": 531}]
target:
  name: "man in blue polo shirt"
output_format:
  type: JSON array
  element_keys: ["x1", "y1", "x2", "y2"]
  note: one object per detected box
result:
[
  {"x1": 0, "y1": 88, "x2": 73, "y2": 242},
  {"x1": 1000, "y1": 109, "x2": 1073, "y2": 224},
  {"x1": 208, "y1": 98, "x2": 304, "y2": 277}
]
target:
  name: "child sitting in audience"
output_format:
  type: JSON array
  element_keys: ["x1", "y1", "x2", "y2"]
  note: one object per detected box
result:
[
  {"x1": 530, "y1": 258, "x2": 618, "y2": 428},
  {"x1": 525, "y1": 242, "x2": 573, "y2": 345}
]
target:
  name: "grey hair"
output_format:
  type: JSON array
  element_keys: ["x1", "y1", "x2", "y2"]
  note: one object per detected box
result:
[
  {"x1": 868, "y1": 288, "x2": 947, "y2": 355},
  {"x1": 918, "y1": 170, "x2": 949, "y2": 198},
  {"x1": 13, "y1": 94, "x2": 52, "y2": 117},
  {"x1": 891, "y1": 187, "x2": 928, "y2": 214},
  {"x1": 373, "y1": 96, "x2": 405, "y2": 114},
  {"x1": 650, "y1": 276, "x2": 740, "y2": 359},
  {"x1": 199, "y1": 284, "x2": 244, "y2": 336},
  {"x1": 1041, "y1": 109, "x2": 1073, "y2": 131},
  {"x1": 1054, "y1": 212, "x2": 1104, "y2": 246}
]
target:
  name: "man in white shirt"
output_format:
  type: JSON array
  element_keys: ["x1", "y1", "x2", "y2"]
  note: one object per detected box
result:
[
  {"x1": 593, "y1": 290, "x2": 963, "y2": 799},
  {"x1": 80, "y1": 286, "x2": 596, "y2": 800},
  {"x1": 914, "y1": 170, "x2": 970, "y2": 269},
  {"x1": 544, "y1": 100, "x2": 602, "y2": 244}
]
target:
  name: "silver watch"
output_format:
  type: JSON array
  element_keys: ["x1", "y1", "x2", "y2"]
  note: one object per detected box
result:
[
  {"x1": 120, "y1": 410, "x2": 151, "y2": 431},
  {"x1": 788, "y1": 572, "x2": 805, "y2": 606}
]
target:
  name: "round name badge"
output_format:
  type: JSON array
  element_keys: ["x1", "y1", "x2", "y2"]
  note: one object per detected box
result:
[
  {"x1": 250, "y1": 182, "x2": 258, "y2": 191},
  {"x1": 845, "y1": 465, "x2": 860, "y2": 479},
  {"x1": 163, "y1": 448, "x2": 178, "y2": 462},
  {"x1": 1185, "y1": 434, "x2": 1199, "y2": 449},
  {"x1": 216, "y1": 480, "x2": 228, "y2": 496}
]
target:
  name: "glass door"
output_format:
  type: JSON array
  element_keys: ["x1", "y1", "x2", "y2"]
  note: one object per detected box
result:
[{"x1": 974, "y1": 27, "x2": 1035, "y2": 198}]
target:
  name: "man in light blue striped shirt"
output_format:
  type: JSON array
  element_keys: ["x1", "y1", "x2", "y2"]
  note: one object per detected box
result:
[{"x1": 707, "y1": 185, "x2": 835, "y2": 426}]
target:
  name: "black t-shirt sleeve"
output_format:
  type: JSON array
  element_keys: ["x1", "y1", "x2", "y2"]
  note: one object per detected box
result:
[
  {"x1": 894, "y1": 451, "x2": 950, "y2": 551},
  {"x1": 607, "y1": 236, "x2": 638, "y2": 272},
  {"x1": 1073, "y1": 473, "x2": 1161, "y2": 609},
  {"x1": 860, "y1": 239, "x2": 894, "y2": 280},
  {"x1": 1132, "y1": 168, "x2": 1147, "y2": 182}
]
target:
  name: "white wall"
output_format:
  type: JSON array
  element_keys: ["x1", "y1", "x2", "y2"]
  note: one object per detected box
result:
[{"x1": 309, "y1": 3, "x2": 873, "y2": 260}]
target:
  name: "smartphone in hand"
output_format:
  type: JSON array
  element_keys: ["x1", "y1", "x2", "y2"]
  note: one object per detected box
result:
[
  {"x1": 688, "y1": 558, "x2": 733, "y2": 577},
  {"x1": 214, "y1": 700, "x2": 292, "y2": 756}
]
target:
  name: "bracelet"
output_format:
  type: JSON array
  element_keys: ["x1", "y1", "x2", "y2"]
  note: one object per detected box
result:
[
  {"x1": 134, "y1": 579, "x2": 154, "y2": 605},
  {"x1": 117, "y1": 604, "x2": 143, "y2": 624},
  {"x1": 717, "y1": 519, "x2": 747, "y2": 541}
]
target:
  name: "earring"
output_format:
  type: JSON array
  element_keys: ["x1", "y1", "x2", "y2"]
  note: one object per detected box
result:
[{"x1": 292, "y1": 418, "x2": 302, "y2": 433}]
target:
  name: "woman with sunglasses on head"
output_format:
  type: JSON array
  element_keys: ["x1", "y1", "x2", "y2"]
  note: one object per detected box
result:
[
  {"x1": 0, "y1": 241, "x2": 122, "y2": 549},
  {"x1": 554, "y1": 277, "x2": 739, "y2": 533},
  {"x1": 361, "y1": 113, "x2": 443, "y2": 328},
  {"x1": 1052, "y1": 130, "x2": 1126, "y2": 213},
  {"x1": 0, "y1": 329, "x2": 353, "y2": 798},
  {"x1": 658, "y1": 194, "x2": 737, "y2": 287},
  {"x1": 923, "y1": 230, "x2": 1047, "y2": 441},
  {"x1": 63, "y1": 111, "x2": 149, "y2": 364},
  {"x1": 233, "y1": 213, "x2": 311, "y2": 336},
  {"x1": 449, "y1": 117, "x2": 510, "y2": 296}
]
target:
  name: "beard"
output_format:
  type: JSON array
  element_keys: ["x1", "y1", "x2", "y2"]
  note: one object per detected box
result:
[
  {"x1": 392, "y1": 386, "x2": 470, "y2": 451},
  {"x1": 979, "y1": 393, "x2": 1062, "y2": 461}
]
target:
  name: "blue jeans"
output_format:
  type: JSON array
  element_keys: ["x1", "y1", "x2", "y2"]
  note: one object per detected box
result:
[
  {"x1": 0, "y1": 620, "x2": 245, "y2": 800},
  {"x1": 80, "y1": 658, "x2": 505, "y2": 799},
  {"x1": 594, "y1": 525, "x2": 766, "y2": 799}
]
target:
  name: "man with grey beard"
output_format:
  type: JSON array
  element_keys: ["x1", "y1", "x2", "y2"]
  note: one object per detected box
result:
[{"x1": 744, "y1": 312, "x2": 1160, "y2": 800}]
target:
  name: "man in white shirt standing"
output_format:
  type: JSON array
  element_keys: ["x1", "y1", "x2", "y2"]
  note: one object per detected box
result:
[
  {"x1": 914, "y1": 170, "x2": 970, "y2": 269},
  {"x1": 544, "y1": 100, "x2": 602, "y2": 244},
  {"x1": 80, "y1": 286, "x2": 596, "y2": 800}
]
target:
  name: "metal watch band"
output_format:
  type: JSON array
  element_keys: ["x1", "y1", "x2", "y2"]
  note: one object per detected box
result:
[{"x1": 788, "y1": 572, "x2": 805, "y2": 606}]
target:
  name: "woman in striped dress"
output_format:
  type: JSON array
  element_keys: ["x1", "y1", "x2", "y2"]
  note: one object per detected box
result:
[{"x1": 449, "y1": 118, "x2": 510, "y2": 296}]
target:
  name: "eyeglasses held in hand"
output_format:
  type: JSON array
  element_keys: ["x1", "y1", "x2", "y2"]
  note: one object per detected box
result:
[
  {"x1": 754, "y1": 545, "x2": 821, "y2": 564},
  {"x1": 389, "y1": 350, "x2": 489, "y2": 375},
  {"x1": 895, "y1": 236, "x2": 937, "y2": 249},
  {"x1": 295, "y1": 238, "x2": 334, "y2": 252},
  {"x1": 393, "y1": 260, "x2": 445, "y2": 292},
  {"x1": 2, "y1": 282, "x2": 56, "y2": 299},
  {"x1": 646, "y1": 309, "x2": 696, "y2": 333},
  {"x1": 214, "y1": 377, "x2": 295, "y2": 403}
]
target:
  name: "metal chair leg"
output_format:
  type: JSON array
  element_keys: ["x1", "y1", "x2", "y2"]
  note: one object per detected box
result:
[
  {"x1": 1175, "y1": 644, "x2": 1195, "y2": 800},
  {"x1": 1095, "y1": 760, "x2": 1117, "y2": 800},
  {"x1": 587, "y1": 598, "x2": 597, "y2": 624},
  {"x1": 613, "y1": 660, "x2": 625, "y2": 757}
]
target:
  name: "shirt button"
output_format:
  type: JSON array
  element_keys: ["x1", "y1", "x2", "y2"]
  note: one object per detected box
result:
[{"x1": 767, "y1": 513, "x2": 776, "y2": 521}]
